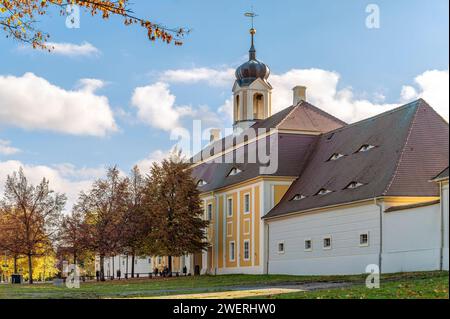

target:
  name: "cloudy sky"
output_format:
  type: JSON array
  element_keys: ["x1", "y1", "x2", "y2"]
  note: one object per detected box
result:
[{"x1": 0, "y1": 0, "x2": 448, "y2": 211}]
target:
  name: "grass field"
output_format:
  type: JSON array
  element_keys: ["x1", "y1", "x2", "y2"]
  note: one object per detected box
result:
[
  {"x1": 0, "y1": 271, "x2": 447, "y2": 299},
  {"x1": 255, "y1": 272, "x2": 449, "y2": 299}
]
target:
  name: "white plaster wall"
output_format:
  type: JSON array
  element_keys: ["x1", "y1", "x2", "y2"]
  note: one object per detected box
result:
[
  {"x1": 267, "y1": 203, "x2": 381, "y2": 275},
  {"x1": 383, "y1": 204, "x2": 441, "y2": 273},
  {"x1": 99, "y1": 255, "x2": 153, "y2": 277},
  {"x1": 442, "y1": 182, "x2": 449, "y2": 270}
]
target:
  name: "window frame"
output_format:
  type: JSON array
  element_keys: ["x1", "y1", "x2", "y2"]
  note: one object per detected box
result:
[
  {"x1": 291, "y1": 194, "x2": 306, "y2": 201},
  {"x1": 328, "y1": 153, "x2": 345, "y2": 162},
  {"x1": 346, "y1": 181, "x2": 364, "y2": 190},
  {"x1": 229, "y1": 241, "x2": 236, "y2": 262},
  {"x1": 359, "y1": 232, "x2": 370, "y2": 247},
  {"x1": 227, "y1": 197, "x2": 233, "y2": 217},
  {"x1": 277, "y1": 241, "x2": 285, "y2": 255},
  {"x1": 323, "y1": 236, "x2": 332, "y2": 250},
  {"x1": 206, "y1": 203, "x2": 213, "y2": 221},
  {"x1": 316, "y1": 189, "x2": 332, "y2": 196},
  {"x1": 243, "y1": 240, "x2": 251, "y2": 261},
  {"x1": 304, "y1": 238, "x2": 313, "y2": 252},
  {"x1": 356, "y1": 144, "x2": 376, "y2": 153},
  {"x1": 197, "y1": 179, "x2": 207, "y2": 187},
  {"x1": 243, "y1": 193, "x2": 251, "y2": 214}
]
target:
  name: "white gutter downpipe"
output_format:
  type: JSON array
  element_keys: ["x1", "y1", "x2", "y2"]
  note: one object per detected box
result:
[
  {"x1": 439, "y1": 182, "x2": 444, "y2": 271},
  {"x1": 374, "y1": 198, "x2": 383, "y2": 274}
]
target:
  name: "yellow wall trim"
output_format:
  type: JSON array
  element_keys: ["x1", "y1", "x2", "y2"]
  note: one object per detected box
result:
[{"x1": 200, "y1": 176, "x2": 296, "y2": 197}]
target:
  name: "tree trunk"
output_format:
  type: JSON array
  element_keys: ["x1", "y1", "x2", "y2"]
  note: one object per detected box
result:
[
  {"x1": 13, "y1": 256, "x2": 18, "y2": 274},
  {"x1": 168, "y1": 256, "x2": 172, "y2": 276},
  {"x1": 73, "y1": 252, "x2": 77, "y2": 266},
  {"x1": 27, "y1": 254, "x2": 33, "y2": 284},
  {"x1": 99, "y1": 255, "x2": 105, "y2": 282},
  {"x1": 112, "y1": 256, "x2": 115, "y2": 279},
  {"x1": 126, "y1": 254, "x2": 129, "y2": 278},
  {"x1": 131, "y1": 253, "x2": 135, "y2": 278}
]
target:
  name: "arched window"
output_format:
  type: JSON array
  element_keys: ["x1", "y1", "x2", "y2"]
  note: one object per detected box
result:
[
  {"x1": 253, "y1": 93, "x2": 264, "y2": 119},
  {"x1": 235, "y1": 95, "x2": 240, "y2": 122}
]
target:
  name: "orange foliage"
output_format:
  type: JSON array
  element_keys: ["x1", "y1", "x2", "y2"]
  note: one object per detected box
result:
[{"x1": 0, "y1": 0, "x2": 187, "y2": 49}]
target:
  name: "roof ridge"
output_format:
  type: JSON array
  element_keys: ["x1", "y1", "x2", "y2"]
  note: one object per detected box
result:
[
  {"x1": 382, "y1": 101, "x2": 422, "y2": 196},
  {"x1": 275, "y1": 103, "x2": 301, "y2": 129},
  {"x1": 324, "y1": 99, "x2": 422, "y2": 135},
  {"x1": 302, "y1": 102, "x2": 347, "y2": 126}
]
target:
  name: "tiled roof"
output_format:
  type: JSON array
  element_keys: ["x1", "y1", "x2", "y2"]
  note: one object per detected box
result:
[
  {"x1": 190, "y1": 98, "x2": 448, "y2": 219},
  {"x1": 432, "y1": 167, "x2": 449, "y2": 181},
  {"x1": 265, "y1": 99, "x2": 449, "y2": 219}
]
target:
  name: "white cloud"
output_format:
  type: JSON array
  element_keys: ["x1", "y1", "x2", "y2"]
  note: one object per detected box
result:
[
  {"x1": 0, "y1": 73, "x2": 118, "y2": 136},
  {"x1": 135, "y1": 149, "x2": 171, "y2": 172},
  {"x1": 268, "y1": 68, "x2": 400, "y2": 123},
  {"x1": 158, "y1": 66, "x2": 449, "y2": 124},
  {"x1": 160, "y1": 68, "x2": 235, "y2": 87},
  {"x1": 77, "y1": 78, "x2": 106, "y2": 93},
  {"x1": 401, "y1": 69, "x2": 449, "y2": 121},
  {"x1": 0, "y1": 140, "x2": 20, "y2": 156},
  {"x1": 0, "y1": 160, "x2": 105, "y2": 212},
  {"x1": 131, "y1": 82, "x2": 185, "y2": 131},
  {"x1": 45, "y1": 42, "x2": 100, "y2": 57},
  {"x1": 131, "y1": 82, "x2": 223, "y2": 131}
]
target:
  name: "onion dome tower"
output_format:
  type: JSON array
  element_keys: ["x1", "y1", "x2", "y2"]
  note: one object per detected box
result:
[{"x1": 233, "y1": 26, "x2": 272, "y2": 132}]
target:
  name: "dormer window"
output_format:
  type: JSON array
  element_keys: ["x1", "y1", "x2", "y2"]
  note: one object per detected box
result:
[
  {"x1": 291, "y1": 194, "x2": 306, "y2": 201},
  {"x1": 228, "y1": 167, "x2": 242, "y2": 177},
  {"x1": 345, "y1": 181, "x2": 364, "y2": 190},
  {"x1": 328, "y1": 153, "x2": 344, "y2": 161},
  {"x1": 356, "y1": 144, "x2": 375, "y2": 153},
  {"x1": 197, "y1": 180, "x2": 207, "y2": 187},
  {"x1": 316, "y1": 189, "x2": 332, "y2": 196}
]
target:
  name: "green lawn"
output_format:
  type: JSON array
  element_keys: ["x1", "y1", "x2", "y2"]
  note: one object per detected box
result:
[
  {"x1": 0, "y1": 271, "x2": 447, "y2": 299},
  {"x1": 256, "y1": 273, "x2": 449, "y2": 299}
]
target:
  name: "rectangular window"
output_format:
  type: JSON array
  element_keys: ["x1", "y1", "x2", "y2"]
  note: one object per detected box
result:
[
  {"x1": 227, "y1": 197, "x2": 233, "y2": 217},
  {"x1": 229, "y1": 242, "x2": 236, "y2": 262},
  {"x1": 244, "y1": 240, "x2": 250, "y2": 261},
  {"x1": 277, "y1": 241, "x2": 285, "y2": 254},
  {"x1": 304, "y1": 239, "x2": 312, "y2": 251},
  {"x1": 207, "y1": 203, "x2": 213, "y2": 221},
  {"x1": 244, "y1": 193, "x2": 250, "y2": 214},
  {"x1": 360, "y1": 232, "x2": 369, "y2": 247},
  {"x1": 323, "y1": 236, "x2": 332, "y2": 250}
]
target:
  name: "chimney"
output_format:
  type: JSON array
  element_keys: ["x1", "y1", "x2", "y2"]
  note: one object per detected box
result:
[
  {"x1": 293, "y1": 86, "x2": 307, "y2": 105},
  {"x1": 209, "y1": 128, "x2": 221, "y2": 143}
]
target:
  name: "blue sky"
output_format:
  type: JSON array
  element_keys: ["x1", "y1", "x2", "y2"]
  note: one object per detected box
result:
[{"x1": 0, "y1": 0, "x2": 448, "y2": 209}]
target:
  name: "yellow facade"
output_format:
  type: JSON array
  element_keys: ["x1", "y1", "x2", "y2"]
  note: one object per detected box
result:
[{"x1": 199, "y1": 177, "x2": 295, "y2": 273}]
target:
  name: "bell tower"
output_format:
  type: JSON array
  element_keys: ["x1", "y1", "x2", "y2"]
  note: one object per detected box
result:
[{"x1": 233, "y1": 12, "x2": 272, "y2": 132}]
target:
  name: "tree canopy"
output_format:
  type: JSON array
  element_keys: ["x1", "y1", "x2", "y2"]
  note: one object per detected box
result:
[{"x1": 0, "y1": 0, "x2": 188, "y2": 49}]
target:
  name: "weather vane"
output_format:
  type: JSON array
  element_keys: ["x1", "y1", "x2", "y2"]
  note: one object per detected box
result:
[{"x1": 244, "y1": 7, "x2": 258, "y2": 29}]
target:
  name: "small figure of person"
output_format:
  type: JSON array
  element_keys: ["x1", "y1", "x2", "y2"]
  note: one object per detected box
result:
[
  {"x1": 116, "y1": 269, "x2": 121, "y2": 280},
  {"x1": 183, "y1": 266, "x2": 187, "y2": 277},
  {"x1": 95, "y1": 270, "x2": 100, "y2": 282}
]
